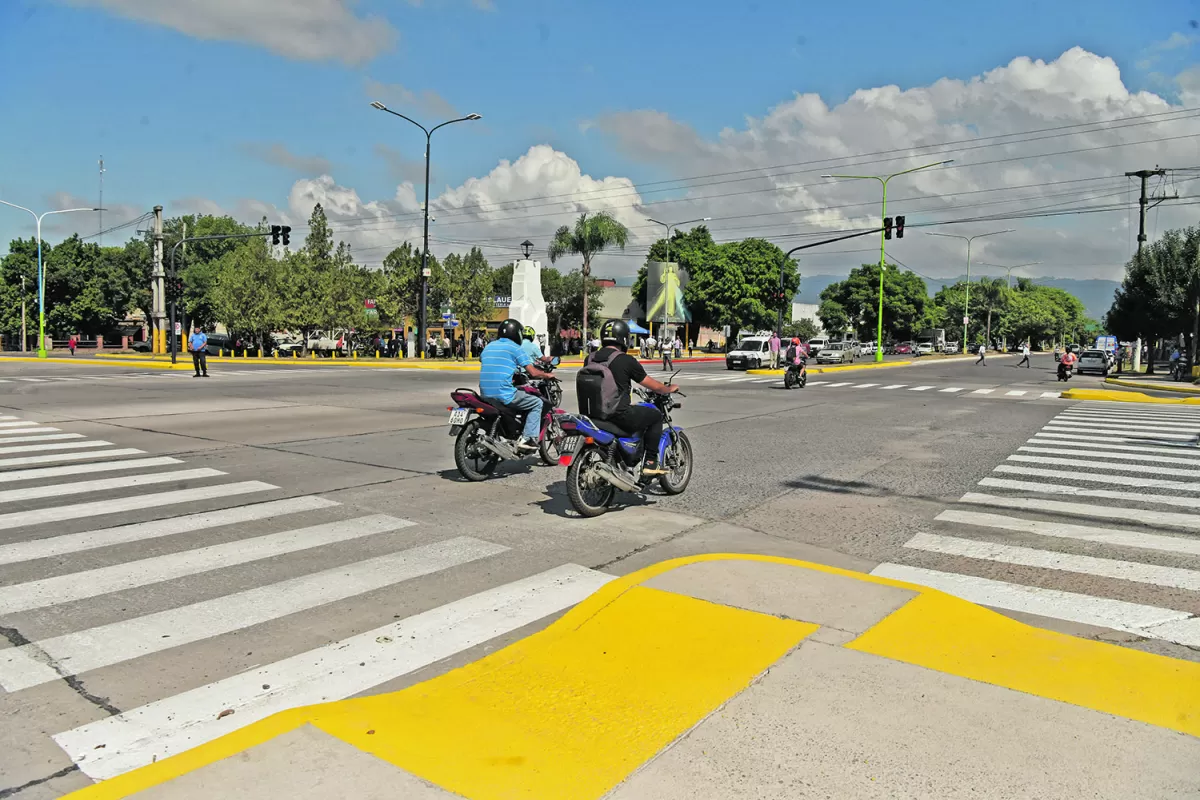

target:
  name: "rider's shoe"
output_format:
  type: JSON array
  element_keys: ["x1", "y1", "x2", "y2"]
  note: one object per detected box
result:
[
  {"x1": 642, "y1": 458, "x2": 668, "y2": 475},
  {"x1": 517, "y1": 436, "x2": 539, "y2": 453}
]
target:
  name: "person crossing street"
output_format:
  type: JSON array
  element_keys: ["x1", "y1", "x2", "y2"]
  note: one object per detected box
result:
[
  {"x1": 975, "y1": 342, "x2": 987, "y2": 366},
  {"x1": 188, "y1": 326, "x2": 209, "y2": 378},
  {"x1": 1017, "y1": 343, "x2": 1031, "y2": 368}
]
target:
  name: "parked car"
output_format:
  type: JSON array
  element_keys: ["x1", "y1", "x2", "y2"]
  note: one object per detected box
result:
[
  {"x1": 807, "y1": 336, "x2": 829, "y2": 353},
  {"x1": 725, "y1": 336, "x2": 771, "y2": 370},
  {"x1": 860, "y1": 340, "x2": 876, "y2": 356},
  {"x1": 816, "y1": 342, "x2": 856, "y2": 364},
  {"x1": 1075, "y1": 349, "x2": 1110, "y2": 376},
  {"x1": 894, "y1": 342, "x2": 914, "y2": 355},
  {"x1": 943, "y1": 341, "x2": 959, "y2": 354},
  {"x1": 916, "y1": 343, "x2": 936, "y2": 356}
]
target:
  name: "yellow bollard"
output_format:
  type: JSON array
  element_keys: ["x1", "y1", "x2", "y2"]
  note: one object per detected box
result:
[{"x1": 258, "y1": 347, "x2": 262, "y2": 358}]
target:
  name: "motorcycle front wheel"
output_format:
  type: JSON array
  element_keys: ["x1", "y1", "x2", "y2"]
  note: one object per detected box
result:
[
  {"x1": 658, "y1": 430, "x2": 693, "y2": 495},
  {"x1": 784, "y1": 369, "x2": 796, "y2": 389},
  {"x1": 566, "y1": 446, "x2": 615, "y2": 517},
  {"x1": 538, "y1": 416, "x2": 563, "y2": 466},
  {"x1": 454, "y1": 420, "x2": 499, "y2": 481}
]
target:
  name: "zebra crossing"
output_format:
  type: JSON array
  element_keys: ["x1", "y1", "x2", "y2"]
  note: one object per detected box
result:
[
  {"x1": 654, "y1": 371, "x2": 1065, "y2": 400},
  {"x1": 0, "y1": 413, "x2": 614, "y2": 784},
  {"x1": 871, "y1": 401, "x2": 1200, "y2": 648},
  {"x1": 0, "y1": 367, "x2": 387, "y2": 386}
]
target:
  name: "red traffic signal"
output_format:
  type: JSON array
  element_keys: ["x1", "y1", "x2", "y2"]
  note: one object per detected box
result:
[
  {"x1": 883, "y1": 217, "x2": 893, "y2": 240},
  {"x1": 895, "y1": 215, "x2": 905, "y2": 239}
]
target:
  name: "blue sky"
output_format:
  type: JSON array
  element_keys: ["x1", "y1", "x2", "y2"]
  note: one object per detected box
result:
[{"x1": 1, "y1": 0, "x2": 1198, "y2": 278}]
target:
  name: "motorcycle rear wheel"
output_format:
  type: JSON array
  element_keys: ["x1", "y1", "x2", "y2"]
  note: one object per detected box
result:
[
  {"x1": 566, "y1": 446, "x2": 615, "y2": 517},
  {"x1": 454, "y1": 420, "x2": 499, "y2": 481},
  {"x1": 784, "y1": 370, "x2": 796, "y2": 389}
]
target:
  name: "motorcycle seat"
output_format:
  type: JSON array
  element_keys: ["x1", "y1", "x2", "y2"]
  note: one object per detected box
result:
[{"x1": 592, "y1": 418, "x2": 635, "y2": 438}]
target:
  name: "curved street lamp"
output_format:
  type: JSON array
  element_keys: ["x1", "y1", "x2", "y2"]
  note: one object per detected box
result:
[
  {"x1": 0, "y1": 201, "x2": 102, "y2": 357},
  {"x1": 925, "y1": 229, "x2": 1014, "y2": 352},
  {"x1": 370, "y1": 102, "x2": 481, "y2": 358},
  {"x1": 821, "y1": 160, "x2": 952, "y2": 361}
]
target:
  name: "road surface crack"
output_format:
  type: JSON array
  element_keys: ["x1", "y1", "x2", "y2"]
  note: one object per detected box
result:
[
  {"x1": 0, "y1": 625, "x2": 121, "y2": 716},
  {"x1": 0, "y1": 764, "x2": 81, "y2": 798}
]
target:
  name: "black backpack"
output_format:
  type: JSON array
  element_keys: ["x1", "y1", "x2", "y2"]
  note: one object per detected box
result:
[{"x1": 577, "y1": 347, "x2": 624, "y2": 417}]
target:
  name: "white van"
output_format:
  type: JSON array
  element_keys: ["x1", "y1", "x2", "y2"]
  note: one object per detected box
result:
[
  {"x1": 726, "y1": 336, "x2": 772, "y2": 370},
  {"x1": 806, "y1": 336, "x2": 829, "y2": 353}
]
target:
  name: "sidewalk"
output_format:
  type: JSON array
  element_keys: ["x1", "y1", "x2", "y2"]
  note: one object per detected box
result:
[
  {"x1": 1106, "y1": 372, "x2": 1200, "y2": 395},
  {"x1": 65, "y1": 555, "x2": 1199, "y2": 800}
]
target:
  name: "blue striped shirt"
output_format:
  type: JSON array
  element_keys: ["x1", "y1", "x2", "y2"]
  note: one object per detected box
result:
[{"x1": 479, "y1": 338, "x2": 533, "y2": 403}]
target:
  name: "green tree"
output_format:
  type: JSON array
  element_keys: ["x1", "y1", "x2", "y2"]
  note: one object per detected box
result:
[
  {"x1": 974, "y1": 277, "x2": 1009, "y2": 346},
  {"x1": 817, "y1": 298, "x2": 850, "y2": 337},
  {"x1": 211, "y1": 238, "x2": 283, "y2": 348},
  {"x1": 782, "y1": 318, "x2": 821, "y2": 341},
  {"x1": 491, "y1": 262, "x2": 514, "y2": 297},
  {"x1": 817, "y1": 263, "x2": 928, "y2": 342},
  {"x1": 547, "y1": 211, "x2": 629, "y2": 337},
  {"x1": 160, "y1": 214, "x2": 256, "y2": 328},
  {"x1": 441, "y1": 247, "x2": 494, "y2": 342},
  {"x1": 544, "y1": 267, "x2": 604, "y2": 338},
  {"x1": 631, "y1": 225, "x2": 717, "y2": 312},
  {"x1": 684, "y1": 237, "x2": 794, "y2": 341}
]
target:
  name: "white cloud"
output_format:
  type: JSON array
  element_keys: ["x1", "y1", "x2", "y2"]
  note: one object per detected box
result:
[
  {"x1": 239, "y1": 142, "x2": 333, "y2": 175},
  {"x1": 374, "y1": 143, "x2": 428, "y2": 184},
  {"x1": 55, "y1": 0, "x2": 396, "y2": 65}
]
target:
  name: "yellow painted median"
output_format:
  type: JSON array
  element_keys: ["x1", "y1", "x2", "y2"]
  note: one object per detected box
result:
[
  {"x1": 1063, "y1": 388, "x2": 1200, "y2": 405},
  {"x1": 1106, "y1": 377, "x2": 1200, "y2": 395}
]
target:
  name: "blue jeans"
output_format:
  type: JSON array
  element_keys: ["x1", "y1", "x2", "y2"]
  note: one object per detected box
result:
[{"x1": 499, "y1": 391, "x2": 543, "y2": 439}]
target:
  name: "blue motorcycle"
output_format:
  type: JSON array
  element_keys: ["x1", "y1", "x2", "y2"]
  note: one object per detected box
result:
[{"x1": 556, "y1": 384, "x2": 693, "y2": 517}]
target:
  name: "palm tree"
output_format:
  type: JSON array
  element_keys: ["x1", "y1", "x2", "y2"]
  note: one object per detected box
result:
[
  {"x1": 978, "y1": 277, "x2": 1009, "y2": 347},
  {"x1": 547, "y1": 211, "x2": 629, "y2": 338}
]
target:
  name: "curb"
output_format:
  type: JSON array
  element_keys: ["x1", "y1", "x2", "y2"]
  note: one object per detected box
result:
[
  {"x1": 1062, "y1": 388, "x2": 1200, "y2": 405},
  {"x1": 0, "y1": 356, "x2": 194, "y2": 371},
  {"x1": 62, "y1": 553, "x2": 1200, "y2": 799},
  {"x1": 1106, "y1": 377, "x2": 1200, "y2": 395}
]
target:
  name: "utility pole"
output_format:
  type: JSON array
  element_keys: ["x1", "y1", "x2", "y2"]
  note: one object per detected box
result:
[
  {"x1": 20, "y1": 275, "x2": 26, "y2": 353},
  {"x1": 151, "y1": 206, "x2": 165, "y2": 354},
  {"x1": 98, "y1": 156, "x2": 105, "y2": 245},
  {"x1": 1125, "y1": 167, "x2": 1168, "y2": 373}
]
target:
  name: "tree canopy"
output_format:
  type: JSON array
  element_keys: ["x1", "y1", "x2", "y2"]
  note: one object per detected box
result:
[
  {"x1": 547, "y1": 211, "x2": 628, "y2": 336},
  {"x1": 817, "y1": 263, "x2": 928, "y2": 341}
]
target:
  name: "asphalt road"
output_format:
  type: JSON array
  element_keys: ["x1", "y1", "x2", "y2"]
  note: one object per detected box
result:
[{"x1": 1, "y1": 353, "x2": 1197, "y2": 796}]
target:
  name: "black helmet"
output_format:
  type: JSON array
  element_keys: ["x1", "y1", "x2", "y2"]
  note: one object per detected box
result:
[
  {"x1": 599, "y1": 319, "x2": 630, "y2": 350},
  {"x1": 497, "y1": 318, "x2": 523, "y2": 344}
]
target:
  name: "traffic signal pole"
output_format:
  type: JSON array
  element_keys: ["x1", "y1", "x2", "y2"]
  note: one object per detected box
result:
[
  {"x1": 167, "y1": 230, "x2": 284, "y2": 364},
  {"x1": 776, "y1": 226, "x2": 890, "y2": 336}
]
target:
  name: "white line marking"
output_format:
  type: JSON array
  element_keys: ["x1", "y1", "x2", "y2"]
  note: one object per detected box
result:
[
  {"x1": 0, "y1": 439, "x2": 107, "y2": 455},
  {"x1": 909, "y1": 386, "x2": 934, "y2": 391},
  {"x1": 1052, "y1": 416, "x2": 1200, "y2": 432},
  {"x1": 0, "y1": 481, "x2": 275, "y2": 531},
  {"x1": 971, "y1": 389, "x2": 995, "y2": 395},
  {"x1": 0, "y1": 449, "x2": 145, "y2": 469},
  {"x1": 0, "y1": 536, "x2": 508, "y2": 692},
  {"x1": 1042, "y1": 424, "x2": 1195, "y2": 441},
  {"x1": 1008, "y1": 453, "x2": 1200, "y2": 478},
  {"x1": 855, "y1": 384, "x2": 879, "y2": 389},
  {"x1": 54, "y1": 564, "x2": 615, "y2": 781},
  {"x1": 1019, "y1": 443, "x2": 1200, "y2": 465},
  {"x1": 1030, "y1": 432, "x2": 1200, "y2": 451},
  {"x1": 0, "y1": 467, "x2": 225, "y2": 505},
  {"x1": 0, "y1": 456, "x2": 183, "y2": 484},
  {"x1": 960, "y1": 492, "x2": 1200, "y2": 530},
  {"x1": 869, "y1": 564, "x2": 1198, "y2": 646},
  {"x1": 1005, "y1": 390, "x2": 1027, "y2": 397},
  {"x1": 0, "y1": 496, "x2": 337, "y2": 566},
  {"x1": 733, "y1": 377, "x2": 758, "y2": 382},
  {"x1": 1068, "y1": 405, "x2": 1200, "y2": 418},
  {"x1": 1039, "y1": 392, "x2": 1061, "y2": 399},
  {"x1": 881, "y1": 384, "x2": 905, "y2": 390},
  {"x1": 904, "y1": 532, "x2": 1200, "y2": 591},
  {"x1": 0, "y1": 427, "x2": 59, "y2": 436},
  {"x1": 978, "y1": 477, "x2": 1200, "y2": 510},
  {"x1": 0, "y1": 514, "x2": 413, "y2": 614},
  {"x1": 0, "y1": 434, "x2": 84, "y2": 445},
  {"x1": 936, "y1": 509, "x2": 1200, "y2": 557},
  {"x1": 13, "y1": 378, "x2": 51, "y2": 383},
  {"x1": 0, "y1": 421, "x2": 41, "y2": 428},
  {"x1": 939, "y1": 387, "x2": 965, "y2": 393},
  {"x1": 0, "y1": 416, "x2": 18, "y2": 420},
  {"x1": 826, "y1": 382, "x2": 851, "y2": 388},
  {"x1": 993, "y1": 463, "x2": 1200, "y2": 491}
]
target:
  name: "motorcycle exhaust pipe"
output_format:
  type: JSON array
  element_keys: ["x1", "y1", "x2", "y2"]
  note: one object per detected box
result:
[
  {"x1": 479, "y1": 435, "x2": 521, "y2": 461},
  {"x1": 592, "y1": 462, "x2": 641, "y2": 492}
]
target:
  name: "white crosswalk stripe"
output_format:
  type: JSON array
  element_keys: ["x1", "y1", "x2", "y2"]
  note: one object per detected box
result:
[
  {"x1": 0, "y1": 413, "x2": 618, "y2": 785},
  {"x1": 872, "y1": 402, "x2": 1200, "y2": 649}
]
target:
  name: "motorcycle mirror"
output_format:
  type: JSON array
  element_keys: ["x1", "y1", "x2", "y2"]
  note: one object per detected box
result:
[{"x1": 550, "y1": 356, "x2": 561, "y2": 366}]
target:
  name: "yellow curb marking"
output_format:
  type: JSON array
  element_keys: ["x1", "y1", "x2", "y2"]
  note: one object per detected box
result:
[
  {"x1": 0, "y1": 357, "x2": 193, "y2": 371},
  {"x1": 1063, "y1": 388, "x2": 1200, "y2": 405},
  {"x1": 1105, "y1": 377, "x2": 1200, "y2": 396},
  {"x1": 62, "y1": 553, "x2": 1200, "y2": 799},
  {"x1": 849, "y1": 590, "x2": 1200, "y2": 738}
]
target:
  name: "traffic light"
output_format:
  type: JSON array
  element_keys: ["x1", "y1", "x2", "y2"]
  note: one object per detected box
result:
[
  {"x1": 281, "y1": 226, "x2": 291, "y2": 246},
  {"x1": 895, "y1": 215, "x2": 905, "y2": 239},
  {"x1": 883, "y1": 217, "x2": 893, "y2": 240},
  {"x1": 166, "y1": 276, "x2": 184, "y2": 298},
  {"x1": 270, "y1": 225, "x2": 281, "y2": 245}
]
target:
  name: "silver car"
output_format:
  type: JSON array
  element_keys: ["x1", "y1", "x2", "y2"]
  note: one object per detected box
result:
[
  {"x1": 816, "y1": 342, "x2": 856, "y2": 364},
  {"x1": 1075, "y1": 349, "x2": 1110, "y2": 376}
]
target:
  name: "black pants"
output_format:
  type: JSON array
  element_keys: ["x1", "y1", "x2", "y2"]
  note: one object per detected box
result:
[
  {"x1": 1018, "y1": 355, "x2": 1030, "y2": 367},
  {"x1": 192, "y1": 351, "x2": 208, "y2": 375},
  {"x1": 608, "y1": 405, "x2": 663, "y2": 463},
  {"x1": 662, "y1": 351, "x2": 673, "y2": 370}
]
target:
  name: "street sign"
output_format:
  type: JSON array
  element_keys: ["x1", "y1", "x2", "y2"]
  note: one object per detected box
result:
[
  {"x1": 174, "y1": 322, "x2": 182, "y2": 335},
  {"x1": 442, "y1": 312, "x2": 452, "y2": 320},
  {"x1": 422, "y1": 268, "x2": 431, "y2": 277},
  {"x1": 962, "y1": 316, "x2": 969, "y2": 325},
  {"x1": 363, "y1": 299, "x2": 376, "y2": 309}
]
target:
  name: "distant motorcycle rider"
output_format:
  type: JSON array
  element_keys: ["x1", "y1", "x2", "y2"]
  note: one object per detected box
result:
[
  {"x1": 479, "y1": 319, "x2": 553, "y2": 452},
  {"x1": 520, "y1": 325, "x2": 545, "y2": 362},
  {"x1": 577, "y1": 319, "x2": 680, "y2": 475}
]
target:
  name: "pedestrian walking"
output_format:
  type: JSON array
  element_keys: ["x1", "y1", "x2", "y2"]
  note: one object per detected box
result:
[
  {"x1": 1017, "y1": 343, "x2": 1031, "y2": 368},
  {"x1": 662, "y1": 336, "x2": 674, "y2": 371},
  {"x1": 188, "y1": 326, "x2": 209, "y2": 377},
  {"x1": 68, "y1": 335, "x2": 77, "y2": 356},
  {"x1": 768, "y1": 332, "x2": 781, "y2": 369},
  {"x1": 975, "y1": 342, "x2": 987, "y2": 366}
]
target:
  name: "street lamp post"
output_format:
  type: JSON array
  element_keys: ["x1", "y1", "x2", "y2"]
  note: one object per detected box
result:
[
  {"x1": 646, "y1": 217, "x2": 710, "y2": 338},
  {"x1": 822, "y1": 161, "x2": 952, "y2": 362},
  {"x1": 978, "y1": 261, "x2": 1042, "y2": 290},
  {"x1": 925, "y1": 229, "x2": 1014, "y2": 352},
  {"x1": 370, "y1": 102, "x2": 481, "y2": 359},
  {"x1": 0, "y1": 201, "x2": 101, "y2": 358}
]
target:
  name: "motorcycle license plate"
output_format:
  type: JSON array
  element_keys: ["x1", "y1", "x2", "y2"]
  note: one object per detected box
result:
[
  {"x1": 448, "y1": 408, "x2": 470, "y2": 426},
  {"x1": 557, "y1": 435, "x2": 583, "y2": 466}
]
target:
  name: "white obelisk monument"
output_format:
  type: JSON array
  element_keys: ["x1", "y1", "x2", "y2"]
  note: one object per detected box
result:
[{"x1": 509, "y1": 256, "x2": 549, "y2": 356}]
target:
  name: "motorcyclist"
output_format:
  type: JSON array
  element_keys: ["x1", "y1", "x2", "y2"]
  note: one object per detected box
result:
[
  {"x1": 785, "y1": 337, "x2": 806, "y2": 367},
  {"x1": 479, "y1": 319, "x2": 553, "y2": 452},
  {"x1": 578, "y1": 319, "x2": 680, "y2": 475},
  {"x1": 520, "y1": 325, "x2": 545, "y2": 362},
  {"x1": 1059, "y1": 348, "x2": 1077, "y2": 378}
]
